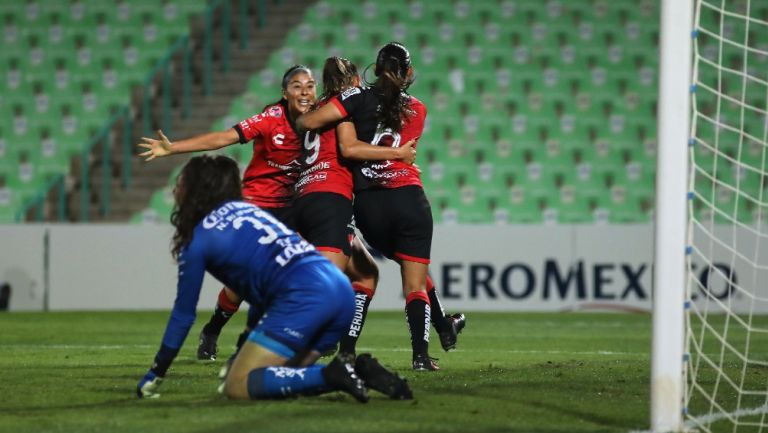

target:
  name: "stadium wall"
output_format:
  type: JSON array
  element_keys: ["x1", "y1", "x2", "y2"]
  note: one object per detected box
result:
[{"x1": 0, "y1": 225, "x2": 749, "y2": 313}]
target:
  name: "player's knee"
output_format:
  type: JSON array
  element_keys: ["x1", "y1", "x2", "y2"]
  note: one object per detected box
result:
[{"x1": 356, "y1": 255, "x2": 380, "y2": 286}]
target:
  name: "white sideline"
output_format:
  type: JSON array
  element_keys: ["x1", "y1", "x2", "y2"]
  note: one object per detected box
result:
[
  {"x1": 628, "y1": 405, "x2": 768, "y2": 433},
  {"x1": 1, "y1": 344, "x2": 155, "y2": 350},
  {"x1": 1, "y1": 344, "x2": 643, "y2": 357},
  {"x1": 684, "y1": 405, "x2": 768, "y2": 430},
  {"x1": 358, "y1": 347, "x2": 644, "y2": 356}
]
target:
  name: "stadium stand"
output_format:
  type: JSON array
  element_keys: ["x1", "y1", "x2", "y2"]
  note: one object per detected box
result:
[
  {"x1": 9, "y1": 0, "x2": 764, "y2": 225},
  {"x1": 0, "y1": 0, "x2": 208, "y2": 222},
  {"x1": 131, "y1": 0, "x2": 668, "y2": 224}
]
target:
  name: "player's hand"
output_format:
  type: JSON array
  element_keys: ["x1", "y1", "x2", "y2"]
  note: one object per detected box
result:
[
  {"x1": 397, "y1": 139, "x2": 417, "y2": 165},
  {"x1": 138, "y1": 130, "x2": 173, "y2": 162},
  {"x1": 137, "y1": 370, "x2": 164, "y2": 399}
]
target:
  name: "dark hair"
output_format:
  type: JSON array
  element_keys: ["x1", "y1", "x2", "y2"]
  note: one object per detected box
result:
[
  {"x1": 262, "y1": 64, "x2": 314, "y2": 112},
  {"x1": 371, "y1": 42, "x2": 415, "y2": 132},
  {"x1": 170, "y1": 155, "x2": 242, "y2": 260},
  {"x1": 321, "y1": 57, "x2": 358, "y2": 100}
]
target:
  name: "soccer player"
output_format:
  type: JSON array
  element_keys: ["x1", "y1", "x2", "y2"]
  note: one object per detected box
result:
[
  {"x1": 294, "y1": 56, "x2": 416, "y2": 357},
  {"x1": 139, "y1": 65, "x2": 316, "y2": 361},
  {"x1": 297, "y1": 43, "x2": 466, "y2": 371},
  {"x1": 136, "y1": 155, "x2": 412, "y2": 401}
]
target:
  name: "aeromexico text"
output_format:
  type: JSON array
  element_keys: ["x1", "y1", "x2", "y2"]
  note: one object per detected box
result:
[{"x1": 429, "y1": 260, "x2": 735, "y2": 303}]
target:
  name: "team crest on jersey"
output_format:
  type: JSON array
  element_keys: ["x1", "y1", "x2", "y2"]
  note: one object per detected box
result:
[
  {"x1": 340, "y1": 87, "x2": 361, "y2": 101},
  {"x1": 269, "y1": 105, "x2": 283, "y2": 118}
]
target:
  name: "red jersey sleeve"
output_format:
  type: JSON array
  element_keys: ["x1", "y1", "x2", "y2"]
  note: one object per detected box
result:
[{"x1": 233, "y1": 111, "x2": 274, "y2": 144}]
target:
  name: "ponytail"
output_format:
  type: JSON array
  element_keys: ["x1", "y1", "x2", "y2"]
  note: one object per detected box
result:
[
  {"x1": 372, "y1": 42, "x2": 415, "y2": 132},
  {"x1": 321, "y1": 57, "x2": 358, "y2": 100}
]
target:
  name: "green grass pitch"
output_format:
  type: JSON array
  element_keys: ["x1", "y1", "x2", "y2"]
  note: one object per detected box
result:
[{"x1": 0, "y1": 311, "x2": 656, "y2": 433}]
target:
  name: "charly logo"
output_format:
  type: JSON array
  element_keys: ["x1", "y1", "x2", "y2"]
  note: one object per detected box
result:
[{"x1": 283, "y1": 327, "x2": 304, "y2": 339}]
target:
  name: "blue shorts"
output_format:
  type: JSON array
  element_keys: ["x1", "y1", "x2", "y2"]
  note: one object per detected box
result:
[{"x1": 248, "y1": 259, "x2": 354, "y2": 358}]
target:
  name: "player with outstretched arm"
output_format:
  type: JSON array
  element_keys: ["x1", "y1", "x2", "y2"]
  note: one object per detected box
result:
[{"x1": 138, "y1": 65, "x2": 318, "y2": 361}]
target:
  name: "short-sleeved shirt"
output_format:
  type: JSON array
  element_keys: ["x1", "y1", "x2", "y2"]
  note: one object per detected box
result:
[
  {"x1": 330, "y1": 86, "x2": 427, "y2": 191},
  {"x1": 233, "y1": 103, "x2": 303, "y2": 207},
  {"x1": 295, "y1": 98, "x2": 354, "y2": 200}
]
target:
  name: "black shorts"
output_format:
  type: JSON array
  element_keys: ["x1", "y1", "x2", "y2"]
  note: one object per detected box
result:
[
  {"x1": 262, "y1": 205, "x2": 297, "y2": 231},
  {"x1": 293, "y1": 192, "x2": 354, "y2": 256},
  {"x1": 353, "y1": 185, "x2": 433, "y2": 263}
]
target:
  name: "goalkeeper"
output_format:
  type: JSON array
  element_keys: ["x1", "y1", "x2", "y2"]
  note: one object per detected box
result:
[{"x1": 136, "y1": 155, "x2": 411, "y2": 401}]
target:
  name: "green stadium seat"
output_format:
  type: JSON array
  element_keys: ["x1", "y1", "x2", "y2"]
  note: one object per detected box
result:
[{"x1": 549, "y1": 187, "x2": 594, "y2": 223}]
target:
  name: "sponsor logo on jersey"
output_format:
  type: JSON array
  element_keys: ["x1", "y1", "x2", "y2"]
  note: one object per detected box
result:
[
  {"x1": 267, "y1": 159, "x2": 302, "y2": 171},
  {"x1": 340, "y1": 86, "x2": 361, "y2": 100},
  {"x1": 360, "y1": 166, "x2": 410, "y2": 181},
  {"x1": 299, "y1": 161, "x2": 331, "y2": 177},
  {"x1": 273, "y1": 133, "x2": 285, "y2": 146},
  {"x1": 295, "y1": 172, "x2": 327, "y2": 189},
  {"x1": 368, "y1": 161, "x2": 393, "y2": 170}
]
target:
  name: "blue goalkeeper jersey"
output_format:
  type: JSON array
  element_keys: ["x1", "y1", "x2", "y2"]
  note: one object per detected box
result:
[{"x1": 160, "y1": 200, "x2": 325, "y2": 351}]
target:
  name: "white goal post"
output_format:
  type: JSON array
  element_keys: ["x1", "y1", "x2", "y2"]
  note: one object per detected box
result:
[
  {"x1": 654, "y1": 0, "x2": 768, "y2": 431},
  {"x1": 652, "y1": 0, "x2": 693, "y2": 431}
]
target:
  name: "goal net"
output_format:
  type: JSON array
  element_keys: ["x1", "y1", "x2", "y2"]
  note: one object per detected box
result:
[{"x1": 685, "y1": 0, "x2": 768, "y2": 431}]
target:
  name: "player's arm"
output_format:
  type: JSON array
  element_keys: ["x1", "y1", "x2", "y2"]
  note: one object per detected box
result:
[
  {"x1": 138, "y1": 129, "x2": 240, "y2": 161},
  {"x1": 336, "y1": 121, "x2": 417, "y2": 164},
  {"x1": 137, "y1": 244, "x2": 206, "y2": 398},
  {"x1": 296, "y1": 102, "x2": 345, "y2": 134}
]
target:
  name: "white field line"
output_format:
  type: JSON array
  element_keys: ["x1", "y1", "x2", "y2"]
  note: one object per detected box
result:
[
  {"x1": 358, "y1": 347, "x2": 643, "y2": 356},
  {"x1": 0, "y1": 344, "x2": 155, "y2": 350},
  {"x1": 628, "y1": 405, "x2": 768, "y2": 433},
  {"x1": 0, "y1": 344, "x2": 644, "y2": 357},
  {"x1": 685, "y1": 405, "x2": 768, "y2": 429}
]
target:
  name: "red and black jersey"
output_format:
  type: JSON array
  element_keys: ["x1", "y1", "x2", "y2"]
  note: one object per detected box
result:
[
  {"x1": 233, "y1": 102, "x2": 303, "y2": 208},
  {"x1": 295, "y1": 98, "x2": 355, "y2": 200},
  {"x1": 330, "y1": 86, "x2": 426, "y2": 191}
]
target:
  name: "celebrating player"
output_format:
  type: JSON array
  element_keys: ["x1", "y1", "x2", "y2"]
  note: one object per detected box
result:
[
  {"x1": 139, "y1": 65, "x2": 316, "y2": 361},
  {"x1": 135, "y1": 155, "x2": 412, "y2": 401},
  {"x1": 297, "y1": 43, "x2": 465, "y2": 370},
  {"x1": 294, "y1": 56, "x2": 418, "y2": 357}
]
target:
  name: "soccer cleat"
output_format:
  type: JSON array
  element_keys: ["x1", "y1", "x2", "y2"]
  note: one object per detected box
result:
[
  {"x1": 438, "y1": 313, "x2": 467, "y2": 352},
  {"x1": 355, "y1": 353, "x2": 412, "y2": 400},
  {"x1": 412, "y1": 353, "x2": 440, "y2": 371},
  {"x1": 197, "y1": 330, "x2": 219, "y2": 361},
  {"x1": 322, "y1": 354, "x2": 369, "y2": 403}
]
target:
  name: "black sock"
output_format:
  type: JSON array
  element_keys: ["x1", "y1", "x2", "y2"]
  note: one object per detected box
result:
[
  {"x1": 235, "y1": 330, "x2": 250, "y2": 352},
  {"x1": 232, "y1": 306, "x2": 264, "y2": 353},
  {"x1": 426, "y1": 275, "x2": 449, "y2": 333},
  {"x1": 202, "y1": 305, "x2": 235, "y2": 337},
  {"x1": 405, "y1": 292, "x2": 431, "y2": 357},
  {"x1": 339, "y1": 284, "x2": 373, "y2": 355}
]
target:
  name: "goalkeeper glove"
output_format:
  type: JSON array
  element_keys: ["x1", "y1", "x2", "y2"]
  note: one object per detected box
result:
[{"x1": 137, "y1": 370, "x2": 164, "y2": 399}]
